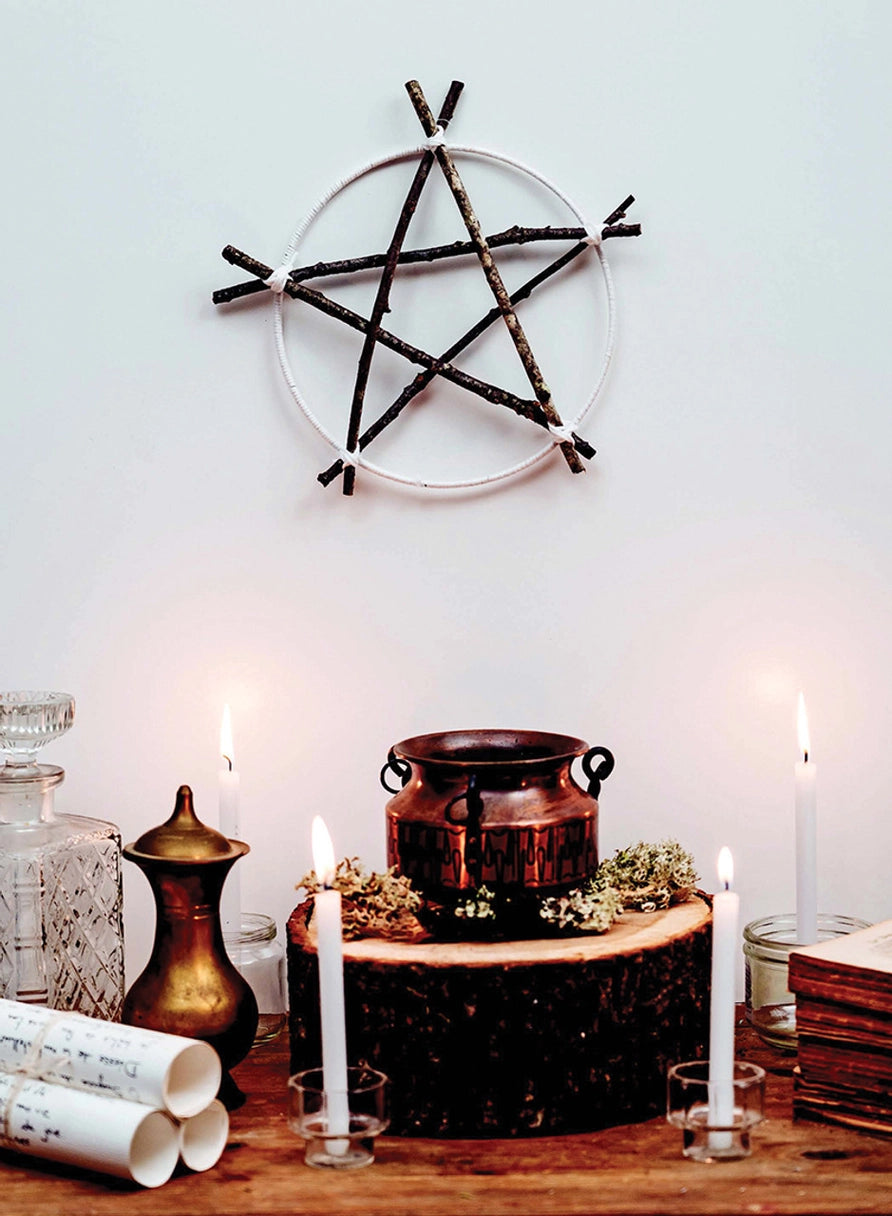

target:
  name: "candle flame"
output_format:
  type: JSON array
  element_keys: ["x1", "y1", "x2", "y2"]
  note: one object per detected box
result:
[
  {"x1": 717, "y1": 846, "x2": 734, "y2": 889},
  {"x1": 220, "y1": 704, "x2": 234, "y2": 769},
  {"x1": 312, "y1": 815, "x2": 337, "y2": 887},
  {"x1": 797, "y1": 692, "x2": 811, "y2": 762}
]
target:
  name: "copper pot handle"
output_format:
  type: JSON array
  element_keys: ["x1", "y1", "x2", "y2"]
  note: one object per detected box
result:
[
  {"x1": 444, "y1": 774, "x2": 484, "y2": 887},
  {"x1": 380, "y1": 749, "x2": 412, "y2": 794},
  {"x1": 581, "y1": 746, "x2": 615, "y2": 798},
  {"x1": 443, "y1": 773, "x2": 484, "y2": 826}
]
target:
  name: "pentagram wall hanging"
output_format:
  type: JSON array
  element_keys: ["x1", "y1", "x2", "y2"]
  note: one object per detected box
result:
[{"x1": 214, "y1": 79, "x2": 641, "y2": 495}]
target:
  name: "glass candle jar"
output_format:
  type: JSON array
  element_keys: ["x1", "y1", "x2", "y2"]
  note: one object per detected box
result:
[
  {"x1": 666, "y1": 1059, "x2": 765, "y2": 1162},
  {"x1": 224, "y1": 913, "x2": 287, "y2": 1045},
  {"x1": 743, "y1": 913, "x2": 870, "y2": 1050},
  {"x1": 288, "y1": 1066, "x2": 389, "y2": 1169}
]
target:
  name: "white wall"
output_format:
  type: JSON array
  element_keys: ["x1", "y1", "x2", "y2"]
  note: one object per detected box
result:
[{"x1": 3, "y1": 0, "x2": 891, "y2": 984}]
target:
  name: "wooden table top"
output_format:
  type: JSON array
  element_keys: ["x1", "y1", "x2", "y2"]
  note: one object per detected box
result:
[{"x1": 2, "y1": 1010, "x2": 892, "y2": 1216}]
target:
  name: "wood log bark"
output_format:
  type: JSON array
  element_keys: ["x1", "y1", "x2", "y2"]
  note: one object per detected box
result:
[{"x1": 287, "y1": 896, "x2": 711, "y2": 1137}]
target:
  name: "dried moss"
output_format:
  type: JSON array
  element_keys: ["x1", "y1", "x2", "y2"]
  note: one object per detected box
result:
[
  {"x1": 296, "y1": 838, "x2": 698, "y2": 941},
  {"x1": 539, "y1": 885, "x2": 623, "y2": 933},
  {"x1": 591, "y1": 839, "x2": 699, "y2": 912},
  {"x1": 297, "y1": 856, "x2": 424, "y2": 941}
]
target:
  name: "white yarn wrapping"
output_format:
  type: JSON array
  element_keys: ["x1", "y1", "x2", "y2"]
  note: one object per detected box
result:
[
  {"x1": 264, "y1": 264, "x2": 292, "y2": 293},
  {"x1": 547, "y1": 422, "x2": 576, "y2": 446},
  {"x1": 270, "y1": 143, "x2": 617, "y2": 490}
]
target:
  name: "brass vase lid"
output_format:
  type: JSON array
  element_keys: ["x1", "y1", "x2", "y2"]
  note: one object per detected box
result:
[{"x1": 125, "y1": 784, "x2": 246, "y2": 862}]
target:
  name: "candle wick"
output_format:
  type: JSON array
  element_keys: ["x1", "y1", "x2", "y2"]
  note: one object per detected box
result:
[
  {"x1": 724, "y1": 881, "x2": 730, "y2": 892},
  {"x1": 803, "y1": 750, "x2": 809, "y2": 764},
  {"x1": 222, "y1": 754, "x2": 233, "y2": 772}
]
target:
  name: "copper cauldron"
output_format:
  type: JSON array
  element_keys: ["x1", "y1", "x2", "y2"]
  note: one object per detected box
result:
[{"x1": 381, "y1": 730, "x2": 614, "y2": 901}]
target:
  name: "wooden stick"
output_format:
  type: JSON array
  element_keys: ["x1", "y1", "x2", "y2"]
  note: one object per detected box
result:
[
  {"x1": 342, "y1": 80, "x2": 464, "y2": 494},
  {"x1": 221, "y1": 246, "x2": 544, "y2": 418},
  {"x1": 405, "y1": 79, "x2": 583, "y2": 475},
  {"x1": 213, "y1": 220, "x2": 640, "y2": 305},
  {"x1": 604, "y1": 195, "x2": 636, "y2": 226},
  {"x1": 317, "y1": 240, "x2": 596, "y2": 486},
  {"x1": 325, "y1": 194, "x2": 631, "y2": 473}
]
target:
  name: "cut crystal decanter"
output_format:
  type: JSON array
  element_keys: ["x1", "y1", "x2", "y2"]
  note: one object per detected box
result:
[{"x1": 0, "y1": 692, "x2": 125, "y2": 1018}]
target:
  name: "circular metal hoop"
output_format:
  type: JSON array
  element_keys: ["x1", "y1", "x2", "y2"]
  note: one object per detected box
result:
[{"x1": 272, "y1": 142, "x2": 616, "y2": 490}]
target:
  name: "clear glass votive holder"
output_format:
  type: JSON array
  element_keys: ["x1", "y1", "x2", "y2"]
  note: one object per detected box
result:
[
  {"x1": 667, "y1": 1060, "x2": 765, "y2": 1163},
  {"x1": 224, "y1": 912, "x2": 287, "y2": 1046},
  {"x1": 288, "y1": 1066, "x2": 389, "y2": 1169},
  {"x1": 743, "y1": 913, "x2": 870, "y2": 1050}
]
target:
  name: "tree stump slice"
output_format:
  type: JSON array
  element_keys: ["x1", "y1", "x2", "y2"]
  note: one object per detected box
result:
[{"x1": 286, "y1": 896, "x2": 711, "y2": 1137}]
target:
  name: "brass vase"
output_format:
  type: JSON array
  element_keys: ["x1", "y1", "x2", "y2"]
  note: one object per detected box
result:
[{"x1": 122, "y1": 785, "x2": 258, "y2": 1106}]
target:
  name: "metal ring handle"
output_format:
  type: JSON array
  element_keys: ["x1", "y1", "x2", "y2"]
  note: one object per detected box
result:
[
  {"x1": 444, "y1": 773, "x2": 483, "y2": 826},
  {"x1": 444, "y1": 783, "x2": 471, "y2": 825},
  {"x1": 380, "y1": 749, "x2": 412, "y2": 795},
  {"x1": 581, "y1": 746, "x2": 615, "y2": 799}
]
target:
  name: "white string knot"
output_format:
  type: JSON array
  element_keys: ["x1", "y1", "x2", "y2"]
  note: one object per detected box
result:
[
  {"x1": 548, "y1": 422, "x2": 576, "y2": 446},
  {"x1": 425, "y1": 126, "x2": 447, "y2": 149},
  {"x1": 1, "y1": 1014, "x2": 71, "y2": 1146},
  {"x1": 338, "y1": 448, "x2": 361, "y2": 469},
  {"x1": 582, "y1": 229, "x2": 602, "y2": 247},
  {"x1": 264, "y1": 264, "x2": 293, "y2": 294}
]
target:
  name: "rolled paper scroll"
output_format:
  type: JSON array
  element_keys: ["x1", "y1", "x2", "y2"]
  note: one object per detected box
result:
[
  {"x1": 0, "y1": 1071, "x2": 179, "y2": 1188},
  {"x1": 177, "y1": 1098, "x2": 229, "y2": 1172},
  {"x1": 0, "y1": 999, "x2": 221, "y2": 1118}
]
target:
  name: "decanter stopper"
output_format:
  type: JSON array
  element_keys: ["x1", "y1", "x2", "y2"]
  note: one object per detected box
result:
[{"x1": 0, "y1": 691, "x2": 75, "y2": 771}]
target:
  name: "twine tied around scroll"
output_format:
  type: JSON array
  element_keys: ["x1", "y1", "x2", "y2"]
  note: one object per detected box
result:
[{"x1": 0, "y1": 1013, "x2": 72, "y2": 1145}]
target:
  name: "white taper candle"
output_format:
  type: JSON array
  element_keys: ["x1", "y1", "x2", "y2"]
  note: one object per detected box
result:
[
  {"x1": 795, "y1": 693, "x2": 817, "y2": 946},
  {"x1": 708, "y1": 847, "x2": 739, "y2": 1147},
  {"x1": 311, "y1": 816, "x2": 350, "y2": 1144},
  {"x1": 218, "y1": 705, "x2": 241, "y2": 937}
]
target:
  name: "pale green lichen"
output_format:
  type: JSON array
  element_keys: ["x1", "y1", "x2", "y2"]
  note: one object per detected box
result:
[
  {"x1": 538, "y1": 885, "x2": 623, "y2": 933},
  {"x1": 453, "y1": 885, "x2": 498, "y2": 920},
  {"x1": 297, "y1": 838, "x2": 698, "y2": 940},
  {"x1": 297, "y1": 856, "x2": 423, "y2": 940},
  {"x1": 591, "y1": 839, "x2": 698, "y2": 912}
]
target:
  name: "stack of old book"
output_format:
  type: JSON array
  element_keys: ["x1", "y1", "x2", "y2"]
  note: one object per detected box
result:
[{"x1": 789, "y1": 918, "x2": 892, "y2": 1135}]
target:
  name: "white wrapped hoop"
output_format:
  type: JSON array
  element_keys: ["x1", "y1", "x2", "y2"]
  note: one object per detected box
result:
[{"x1": 271, "y1": 143, "x2": 617, "y2": 490}]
